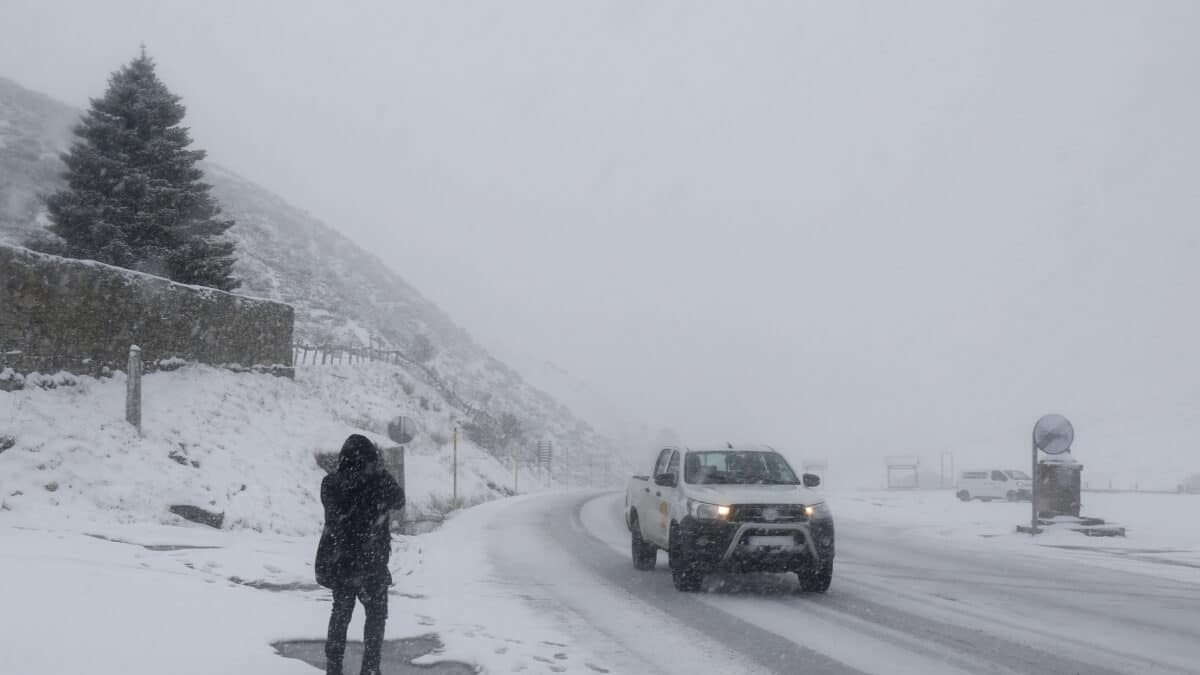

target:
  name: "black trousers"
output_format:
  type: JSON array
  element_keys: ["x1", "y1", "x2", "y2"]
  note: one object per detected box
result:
[{"x1": 325, "y1": 582, "x2": 389, "y2": 675}]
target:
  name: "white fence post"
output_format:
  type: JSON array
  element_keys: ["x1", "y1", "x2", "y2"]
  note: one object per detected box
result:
[{"x1": 126, "y1": 345, "x2": 142, "y2": 433}]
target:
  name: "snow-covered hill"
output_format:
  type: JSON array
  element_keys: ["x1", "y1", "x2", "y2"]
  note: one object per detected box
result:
[
  {"x1": 492, "y1": 347, "x2": 658, "y2": 470},
  {"x1": 0, "y1": 75, "x2": 621, "y2": 483}
]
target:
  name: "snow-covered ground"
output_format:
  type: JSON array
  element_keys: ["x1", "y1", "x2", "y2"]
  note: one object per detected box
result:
[
  {"x1": 0, "y1": 498, "x2": 618, "y2": 674},
  {"x1": 2, "y1": 485, "x2": 1199, "y2": 674},
  {"x1": 580, "y1": 490, "x2": 1200, "y2": 674},
  {"x1": 833, "y1": 489, "x2": 1200, "y2": 582},
  {"x1": 0, "y1": 363, "x2": 609, "y2": 673},
  {"x1": 0, "y1": 364, "x2": 525, "y2": 532},
  {"x1": 4, "y1": 366, "x2": 1199, "y2": 674}
]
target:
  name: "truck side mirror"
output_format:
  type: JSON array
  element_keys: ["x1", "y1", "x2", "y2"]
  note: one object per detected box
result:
[
  {"x1": 802, "y1": 473, "x2": 821, "y2": 488},
  {"x1": 654, "y1": 472, "x2": 677, "y2": 488}
]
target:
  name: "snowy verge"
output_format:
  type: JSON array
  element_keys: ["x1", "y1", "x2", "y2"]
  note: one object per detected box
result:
[
  {"x1": 832, "y1": 489, "x2": 1200, "y2": 582},
  {"x1": 0, "y1": 364, "x2": 523, "y2": 534},
  {"x1": 0, "y1": 494, "x2": 620, "y2": 675}
]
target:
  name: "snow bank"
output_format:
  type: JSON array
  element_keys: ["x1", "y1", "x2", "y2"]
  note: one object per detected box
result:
[
  {"x1": 0, "y1": 524, "x2": 320, "y2": 675},
  {"x1": 0, "y1": 494, "x2": 626, "y2": 675},
  {"x1": 833, "y1": 489, "x2": 1200, "y2": 581},
  {"x1": 0, "y1": 363, "x2": 521, "y2": 534}
]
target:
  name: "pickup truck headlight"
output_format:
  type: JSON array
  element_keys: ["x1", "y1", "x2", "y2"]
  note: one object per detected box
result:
[
  {"x1": 687, "y1": 499, "x2": 731, "y2": 520},
  {"x1": 804, "y1": 502, "x2": 832, "y2": 520}
]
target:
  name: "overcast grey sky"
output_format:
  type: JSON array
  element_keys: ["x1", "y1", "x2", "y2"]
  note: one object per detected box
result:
[{"x1": 4, "y1": 1, "x2": 1198, "y2": 482}]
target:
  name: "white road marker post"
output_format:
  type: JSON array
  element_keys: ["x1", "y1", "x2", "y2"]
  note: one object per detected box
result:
[{"x1": 126, "y1": 345, "x2": 142, "y2": 434}]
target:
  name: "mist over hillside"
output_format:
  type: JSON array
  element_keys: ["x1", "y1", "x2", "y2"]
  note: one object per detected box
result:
[{"x1": 0, "y1": 75, "x2": 636, "y2": 476}]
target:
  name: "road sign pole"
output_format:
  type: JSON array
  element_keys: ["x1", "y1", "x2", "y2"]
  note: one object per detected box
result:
[
  {"x1": 1030, "y1": 429, "x2": 1038, "y2": 536},
  {"x1": 452, "y1": 425, "x2": 458, "y2": 507},
  {"x1": 1029, "y1": 413, "x2": 1074, "y2": 536}
]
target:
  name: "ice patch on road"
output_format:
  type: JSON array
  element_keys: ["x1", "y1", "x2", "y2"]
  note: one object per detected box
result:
[{"x1": 274, "y1": 636, "x2": 473, "y2": 674}]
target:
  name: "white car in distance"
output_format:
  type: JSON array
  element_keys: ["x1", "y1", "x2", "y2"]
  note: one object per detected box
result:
[{"x1": 956, "y1": 469, "x2": 1032, "y2": 502}]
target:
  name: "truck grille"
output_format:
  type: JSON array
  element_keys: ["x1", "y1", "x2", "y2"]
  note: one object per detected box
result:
[{"x1": 729, "y1": 504, "x2": 808, "y2": 523}]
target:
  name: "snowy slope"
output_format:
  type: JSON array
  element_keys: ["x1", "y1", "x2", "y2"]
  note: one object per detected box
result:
[
  {"x1": 495, "y1": 348, "x2": 655, "y2": 468},
  {"x1": 0, "y1": 78, "x2": 75, "y2": 236},
  {"x1": 0, "y1": 363, "x2": 522, "y2": 533},
  {"x1": 0, "y1": 75, "x2": 620, "y2": 476}
]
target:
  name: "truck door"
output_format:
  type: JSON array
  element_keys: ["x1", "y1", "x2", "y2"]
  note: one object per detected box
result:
[
  {"x1": 640, "y1": 449, "x2": 673, "y2": 542},
  {"x1": 650, "y1": 450, "x2": 681, "y2": 546}
]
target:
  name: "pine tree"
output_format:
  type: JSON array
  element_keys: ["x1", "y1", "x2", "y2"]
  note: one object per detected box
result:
[{"x1": 38, "y1": 49, "x2": 239, "y2": 290}]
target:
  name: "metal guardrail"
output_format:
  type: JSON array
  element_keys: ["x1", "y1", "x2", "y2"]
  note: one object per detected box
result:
[{"x1": 292, "y1": 342, "x2": 479, "y2": 418}]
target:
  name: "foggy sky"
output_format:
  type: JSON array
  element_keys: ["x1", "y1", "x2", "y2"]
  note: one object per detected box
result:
[{"x1": 4, "y1": 1, "x2": 1199, "y2": 483}]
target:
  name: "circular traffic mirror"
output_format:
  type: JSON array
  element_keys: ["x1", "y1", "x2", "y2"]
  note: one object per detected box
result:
[
  {"x1": 1033, "y1": 414, "x2": 1074, "y2": 455},
  {"x1": 387, "y1": 415, "x2": 418, "y2": 445}
]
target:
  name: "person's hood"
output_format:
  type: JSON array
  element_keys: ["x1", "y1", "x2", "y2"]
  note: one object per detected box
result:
[{"x1": 338, "y1": 434, "x2": 379, "y2": 471}]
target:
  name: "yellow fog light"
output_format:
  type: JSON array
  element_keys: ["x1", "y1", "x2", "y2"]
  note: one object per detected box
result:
[
  {"x1": 805, "y1": 502, "x2": 831, "y2": 519},
  {"x1": 717, "y1": 505, "x2": 731, "y2": 517}
]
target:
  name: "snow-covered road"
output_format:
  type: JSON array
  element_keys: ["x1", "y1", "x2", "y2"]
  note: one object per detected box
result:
[
  {"x1": 486, "y1": 491, "x2": 1200, "y2": 675},
  {"x1": 3, "y1": 490, "x2": 1197, "y2": 674}
]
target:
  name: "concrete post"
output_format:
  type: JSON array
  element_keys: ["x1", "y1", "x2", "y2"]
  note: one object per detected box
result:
[{"x1": 126, "y1": 345, "x2": 142, "y2": 433}]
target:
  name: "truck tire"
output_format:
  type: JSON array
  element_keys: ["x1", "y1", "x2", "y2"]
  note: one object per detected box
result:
[
  {"x1": 1006, "y1": 490, "x2": 1018, "y2": 502},
  {"x1": 629, "y1": 513, "x2": 657, "y2": 571},
  {"x1": 797, "y1": 561, "x2": 833, "y2": 593},
  {"x1": 672, "y1": 567, "x2": 703, "y2": 592},
  {"x1": 956, "y1": 490, "x2": 971, "y2": 502},
  {"x1": 669, "y1": 524, "x2": 703, "y2": 592}
]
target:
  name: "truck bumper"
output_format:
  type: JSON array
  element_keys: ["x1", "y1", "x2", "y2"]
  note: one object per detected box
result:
[{"x1": 677, "y1": 516, "x2": 835, "y2": 574}]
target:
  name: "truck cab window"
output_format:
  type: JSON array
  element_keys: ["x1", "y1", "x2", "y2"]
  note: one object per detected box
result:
[{"x1": 654, "y1": 449, "x2": 672, "y2": 477}]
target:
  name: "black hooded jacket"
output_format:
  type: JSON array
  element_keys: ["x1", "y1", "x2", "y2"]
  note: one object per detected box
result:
[{"x1": 316, "y1": 435, "x2": 405, "y2": 588}]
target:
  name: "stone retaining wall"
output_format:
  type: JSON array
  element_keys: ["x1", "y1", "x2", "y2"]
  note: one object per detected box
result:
[{"x1": 0, "y1": 245, "x2": 294, "y2": 381}]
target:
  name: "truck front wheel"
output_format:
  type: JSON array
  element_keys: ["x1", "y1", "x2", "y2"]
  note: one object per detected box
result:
[
  {"x1": 669, "y1": 523, "x2": 703, "y2": 592},
  {"x1": 630, "y1": 513, "x2": 657, "y2": 570},
  {"x1": 797, "y1": 561, "x2": 833, "y2": 593}
]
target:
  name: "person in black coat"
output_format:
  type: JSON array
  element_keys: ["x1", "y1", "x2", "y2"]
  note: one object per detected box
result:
[{"x1": 316, "y1": 434, "x2": 405, "y2": 675}]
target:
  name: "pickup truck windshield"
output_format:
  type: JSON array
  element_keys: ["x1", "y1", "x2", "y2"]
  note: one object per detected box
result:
[{"x1": 685, "y1": 451, "x2": 799, "y2": 485}]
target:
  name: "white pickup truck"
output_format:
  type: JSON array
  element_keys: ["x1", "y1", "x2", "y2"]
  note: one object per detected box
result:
[{"x1": 624, "y1": 444, "x2": 835, "y2": 592}]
